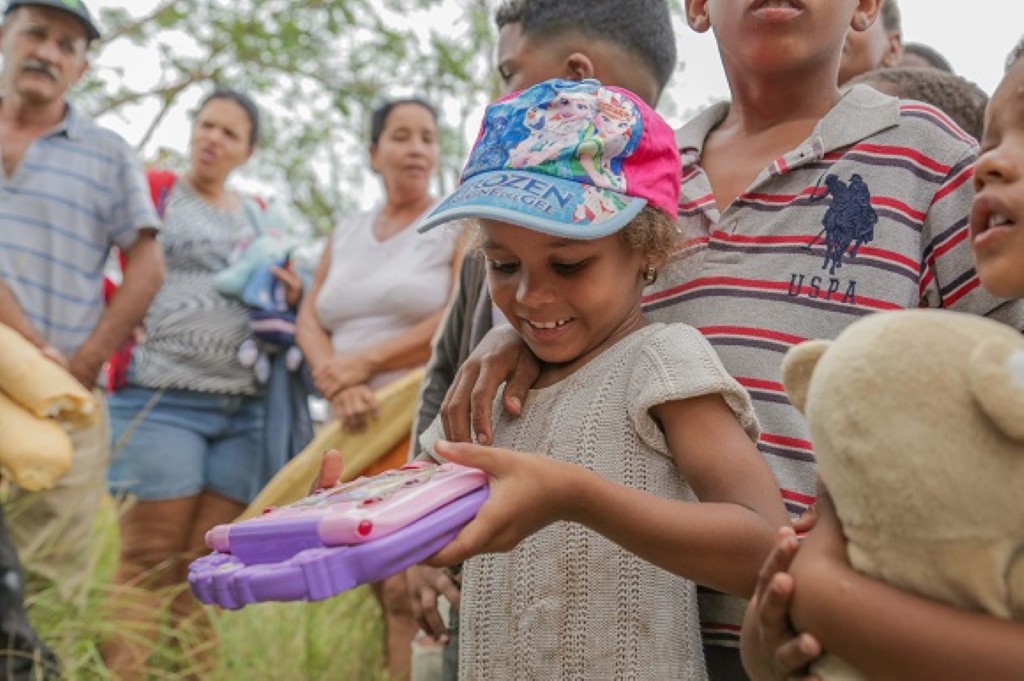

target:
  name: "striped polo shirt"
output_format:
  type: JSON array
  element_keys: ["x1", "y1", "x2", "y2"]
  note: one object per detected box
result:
[
  {"x1": 642, "y1": 84, "x2": 1024, "y2": 648},
  {"x1": 0, "y1": 102, "x2": 159, "y2": 356}
]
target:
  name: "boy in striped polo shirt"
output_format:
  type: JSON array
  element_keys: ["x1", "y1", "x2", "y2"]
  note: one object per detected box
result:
[
  {"x1": 741, "y1": 37, "x2": 1024, "y2": 681},
  {"x1": 662, "y1": 2, "x2": 1022, "y2": 675},
  {"x1": 431, "y1": 1, "x2": 1024, "y2": 679}
]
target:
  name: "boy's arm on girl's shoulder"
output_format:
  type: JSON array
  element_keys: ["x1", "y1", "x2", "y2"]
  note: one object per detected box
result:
[
  {"x1": 438, "y1": 323, "x2": 539, "y2": 447},
  {"x1": 411, "y1": 255, "x2": 483, "y2": 458},
  {"x1": 787, "y1": 493, "x2": 1024, "y2": 681}
]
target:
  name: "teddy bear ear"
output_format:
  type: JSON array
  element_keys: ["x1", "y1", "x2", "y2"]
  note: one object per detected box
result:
[
  {"x1": 781, "y1": 340, "x2": 832, "y2": 414},
  {"x1": 968, "y1": 340, "x2": 1024, "y2": 442}
]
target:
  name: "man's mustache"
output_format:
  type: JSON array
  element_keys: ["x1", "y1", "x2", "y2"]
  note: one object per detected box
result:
[{"x1": 22, "y1": 60, "x2": 58, "y2": 81}]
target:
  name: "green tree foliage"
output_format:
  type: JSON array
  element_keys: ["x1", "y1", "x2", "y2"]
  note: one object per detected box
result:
[{"x1": 82, "y1": 0, "x2": 500, "y2": 235}]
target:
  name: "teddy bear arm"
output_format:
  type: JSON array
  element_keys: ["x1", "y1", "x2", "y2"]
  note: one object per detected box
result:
[{"x1": 849, "y1": 536, "x2": 1024, "y2": 618}]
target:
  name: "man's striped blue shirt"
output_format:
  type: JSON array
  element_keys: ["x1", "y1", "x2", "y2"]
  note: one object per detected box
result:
[{"x1": 0, "y1": 102, "x2": 159, "y2": 355}]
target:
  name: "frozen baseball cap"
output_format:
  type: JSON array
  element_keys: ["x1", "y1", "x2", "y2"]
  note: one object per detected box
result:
[
  {"x1": 418, "y1": 78, "x2": 680, "y2": 240},
  {"x1": 5, "y1": 0, "x2": 101, "y2": 41}
]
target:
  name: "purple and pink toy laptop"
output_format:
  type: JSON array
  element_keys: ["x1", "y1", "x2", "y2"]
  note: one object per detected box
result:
[{"x1": 188, "y1": 461, "x2": 488, "y2": 609}]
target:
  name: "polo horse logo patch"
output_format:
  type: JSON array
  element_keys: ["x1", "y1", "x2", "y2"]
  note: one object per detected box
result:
[{"x1": 806, "y1": 173, "x2": 878, "y2": 275}]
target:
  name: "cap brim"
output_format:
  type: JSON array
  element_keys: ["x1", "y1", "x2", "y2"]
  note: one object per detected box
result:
[
  {"x1": 5, "y1": 0, "x2": 100, "y2": 40},
  {"x1": 79, "y1": 21, "x2": 99, "y2": 40},
  {"x1": 418, "y1": 170, "x2": 646, "y2": 240}
]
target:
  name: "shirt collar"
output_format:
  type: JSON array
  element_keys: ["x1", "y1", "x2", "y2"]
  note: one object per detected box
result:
[
  {"x1": 674, "y1": 84, "x2": 901, "y2": 168},
  {"x1": 52, "y1": 100, "x2": 85, "y2": 141},
  {"x1": 674, "y1": 100, "x2": 728, "y2": 165},
  {"x1": 0, "y1": 98, "x2": 85, "y2": 140}
]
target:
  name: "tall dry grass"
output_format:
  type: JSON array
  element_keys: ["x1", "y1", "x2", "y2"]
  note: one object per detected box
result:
[{"x1": 24, "y1": 496, "x2": 387, "y2": 680}]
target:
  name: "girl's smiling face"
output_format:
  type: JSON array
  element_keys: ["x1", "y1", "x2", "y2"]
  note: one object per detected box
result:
[
  {"x1": 481, "y1": 219, "x2": 650, "y2": 379},
  {"x1": 971, "y1": 57, "x2": 1024, "y2": 298}
]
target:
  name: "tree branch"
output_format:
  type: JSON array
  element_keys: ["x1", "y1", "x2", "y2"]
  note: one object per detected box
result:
[
  {"x1": 94, "y1": 70, "x2": 209, "y2": 118},
  {"x1": 96, "y1": 0, "x2": 190, "y2": 47},
  {"x1": 134, "y1": 77, "x2": 206, "y2": 152}
]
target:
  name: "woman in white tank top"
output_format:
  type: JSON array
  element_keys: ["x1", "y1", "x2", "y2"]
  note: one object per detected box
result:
[
  {"x1": 296, "y1": 97, "x2": 459, "y2": 681},
  {"x1": 299, "y1": 98, "x2": 458, "y2": 431}
]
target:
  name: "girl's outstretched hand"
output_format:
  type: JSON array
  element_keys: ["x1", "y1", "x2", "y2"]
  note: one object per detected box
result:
[{"x1": 425, "y1": 440, "x2": 577, "y2": 566}]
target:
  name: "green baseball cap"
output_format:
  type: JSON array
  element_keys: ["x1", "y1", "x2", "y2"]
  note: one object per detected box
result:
[{"x1": 5, "y1": 0, "x2": 101, "y2": 41}]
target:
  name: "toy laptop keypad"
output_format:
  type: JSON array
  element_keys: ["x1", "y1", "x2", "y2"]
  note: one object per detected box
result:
[{"x1": 189, "y1": 462, "x2": 487, "y2": 609}]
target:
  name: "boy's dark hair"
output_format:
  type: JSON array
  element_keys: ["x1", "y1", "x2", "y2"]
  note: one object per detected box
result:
[
  {"x1": 848, "y1": 67, "x2": 988, "y2": 141},
  {"x1": 901, "y1": 42, "x2": 954, "y2": 73},
  {"x1": 494, "y1": 0, "x2": 525, "y2": 29},
  {"x1": 198, "y1": 88, "x2": 261, "y2": 148},
  {"x1": 1006, "y1": 37, "x2": 1024, "y2": 71},
  {"x1": 879, "y1": 0, "x2": 901, "y2": 33},
  {"x1": 494, "y1": 0, "x2": 677, "y2": 92},
  {"x1": 369, "y1": 98, "x2": 438, "y2": 145}
]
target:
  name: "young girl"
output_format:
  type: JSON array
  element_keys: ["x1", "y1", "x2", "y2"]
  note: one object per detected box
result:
[{"x1": 415, "y1": 79, "x2": 789, "y2": 680}]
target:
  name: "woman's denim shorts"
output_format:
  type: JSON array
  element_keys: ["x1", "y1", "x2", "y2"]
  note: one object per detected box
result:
[{"x1": 107, "y1": 386, "x2": 265, "y2": 505}]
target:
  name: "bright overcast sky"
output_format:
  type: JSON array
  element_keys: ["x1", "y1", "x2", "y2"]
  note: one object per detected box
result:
[
  {"x1": 88, "y1": 0, "x2": 1023, "y2": 208},
  {"x1": 691, "y1": 0, "x2": 1021, "y2": 103},
  {"x1": 92, "y1": 0, "x2": 1022, "y2": 141},
  {"x1": 668, "y1": 0, "x2": 1020, "y2": 121}
]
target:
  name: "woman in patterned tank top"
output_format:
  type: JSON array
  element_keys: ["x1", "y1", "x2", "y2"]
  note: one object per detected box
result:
[{"x1": 102, "y1": 89, "x2": 303, "y2": 678}]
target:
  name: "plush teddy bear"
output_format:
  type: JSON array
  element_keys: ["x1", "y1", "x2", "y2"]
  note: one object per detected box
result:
[{"x1": 780, "y1": 308, "x2": 1024, "y2": 681}]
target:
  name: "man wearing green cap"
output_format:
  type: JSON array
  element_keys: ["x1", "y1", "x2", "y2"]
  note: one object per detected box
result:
[
  {"x1": 4, "y1": 0, "x2": 100, "y2": 40},
  {"x1": 0, "y1": 3, "x2": 164, "y2": 671}
]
